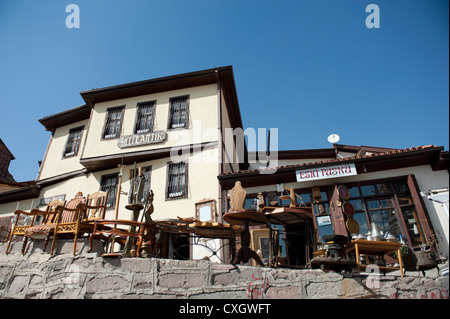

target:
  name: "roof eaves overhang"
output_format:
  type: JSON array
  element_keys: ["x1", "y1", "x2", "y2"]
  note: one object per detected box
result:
[{"x1": 218, "y1": 146, "x2": 445, "y2": 189}]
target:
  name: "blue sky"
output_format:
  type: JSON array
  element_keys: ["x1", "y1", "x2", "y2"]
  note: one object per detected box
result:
[{"x1": 0, "y1": 0, "x2": 448, "y2": 182}]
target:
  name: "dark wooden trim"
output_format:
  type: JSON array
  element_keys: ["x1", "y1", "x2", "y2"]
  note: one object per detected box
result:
[
  {"x1": 407, "y1": 174, "x2": 437, "y2": 246},
  {"x1": 80, "y1": 141, "x2": 217, "y2": 172},
  {"x1": 0, "y1": 184, "x2": 40, "y2": 204},
  {"x1": 218, "y1": 147, "x2": 445, "y2": 189},
  {"x1": 35, "y1": 169, "x2": 88, "y2": 188},
  {"x1": 38, "y1": 104, "x2": 90, "y2": 132}
]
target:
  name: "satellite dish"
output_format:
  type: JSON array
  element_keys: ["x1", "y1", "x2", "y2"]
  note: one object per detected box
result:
[{"x1": 327, "y1": 134, "x2": 340, "y2": 144}]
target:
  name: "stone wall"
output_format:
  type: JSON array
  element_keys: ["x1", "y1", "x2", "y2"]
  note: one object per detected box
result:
[{"x1": 0, "y1": 240, "x2": 448, "y2": 299}]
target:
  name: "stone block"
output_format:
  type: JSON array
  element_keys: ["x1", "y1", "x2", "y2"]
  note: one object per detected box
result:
[
  {"x1": 305, "y1": 280, "x2": 343, "y2": 299},
  {"x1": 213, "y1": 267, "x2": 263, "y2": 286},
  {"x1": 266, "y1": 286, "x2": 301, "y2": 299},
  {"x1": 85, "y1": 274, "x2": 132, "y2": 294},
  {"x1": 8, "y1": 275, "x2": 28, "y2": 295},
  {"x1": 158, "y1": 273, "x2": 206, "y2": 289}
]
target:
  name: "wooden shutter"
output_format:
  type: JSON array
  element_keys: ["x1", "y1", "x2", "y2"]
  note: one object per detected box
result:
[
  {"x1": 407, "y1": 174, "x2": 437, "y2": 245},
  {"x1": 329, "y1": 184, "x2": 348, "y2": 236}
]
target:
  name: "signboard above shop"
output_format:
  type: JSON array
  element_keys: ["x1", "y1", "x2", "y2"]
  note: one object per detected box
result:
[
  {"x1": 296, "y1": 163, "x2": 357, "y2": 182},
  {"x1": 117, "y1": 131, "x2": 167, "y2": 149}
]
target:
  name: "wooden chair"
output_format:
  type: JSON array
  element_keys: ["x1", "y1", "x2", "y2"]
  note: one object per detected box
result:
[
  {"x1": 5, "y1": 199, "x2": 65, "y2": 255},
  {"x1": 50, "y1": 191, "x2": 108, "y2": 255},
  {"x1": 88, "y1": 219, "x2": 157, "y2": 257}
]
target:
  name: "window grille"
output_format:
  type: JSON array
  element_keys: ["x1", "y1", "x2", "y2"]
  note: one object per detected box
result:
[
  {"x1": 168, "y1": 96, "x2": 189, "y2": 129},
  {"x1": 102, "y1": 106, "x2": 124, "y2": 139},
  {"x1": 128, "y1": 166, "x2": 152, "y2": 204},
  {"x1": 100, "y1": 173, "x2": 119, "y2": 208},
  {"x1": 134, "y1": 101, "x2": 156, "y2": 134},
  {"x1": 166, "y1": 161, "x2": 188, "y2": 199},
  {"x1": 63, "y1": 126, "x2": 84, "y2": 157}
]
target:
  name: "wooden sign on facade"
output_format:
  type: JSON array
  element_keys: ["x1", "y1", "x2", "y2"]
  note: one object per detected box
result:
[{"x1": 117, "y1": 131, "x2": 167, "y2": 149}]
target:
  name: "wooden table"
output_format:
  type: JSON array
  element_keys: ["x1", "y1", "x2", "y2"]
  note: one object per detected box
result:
[
  {"x1": 262, "y1": 206, "x2": 313, "y2": 267},
  {"x1": 223, "y1": 210, "x2": 268, "y2": 266},
  {"x1": 345, "y1": 240, "x2": 404, "y2": 277}
]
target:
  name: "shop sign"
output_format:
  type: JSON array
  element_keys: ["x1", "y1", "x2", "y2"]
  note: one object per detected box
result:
[
  {"x1": 317, "y1": 215, "x2": 332, "y2": 226},
  {"x1": 296, "y1": 163, "x2": 357, "y2": 182},
  {"x1": 118, "y1": 131, "x2": 167, "y2": 149}
]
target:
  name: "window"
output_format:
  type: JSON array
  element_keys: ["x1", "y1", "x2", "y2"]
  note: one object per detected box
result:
[
  {"x1": 102, "y1": 106, "x2": 124, "y2": 139},
  {"x1": 128, "y1": 166, "x2": 152, "y2": 204},
  {"x1": 345, "y1": 178, "x2": 427, "y2": 247},
  {"x1": 100, "y1": 173, "x2": 119, "y2": 209},
  {"x1": 166, "y1": 161, "x2": 188, "y2": 199},
  {"x1": 134, "y1": 101, "x2": 156, "y2": 134},
  {"x1": 63, "y1": 126, "x2": 84, "y2": 157},
  {"x1": 168, "y1": 96, "x2": 189, "y2": 129}
]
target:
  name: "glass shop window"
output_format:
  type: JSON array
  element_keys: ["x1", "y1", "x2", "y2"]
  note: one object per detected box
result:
[
  {"x1": 344, "y1": 179, "x2": 427, "y2": 247},
  {"x1": 312, "y1": 191, "x2": 334, "y2": 243}
]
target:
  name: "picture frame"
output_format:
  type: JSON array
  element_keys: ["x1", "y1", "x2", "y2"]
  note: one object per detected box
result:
[
  {"x1": 195, "y1": 198, "x2": 216, "y2": 222},
  {"x1": 251, "y1": 229, "x2": 270, "y2": 264}
]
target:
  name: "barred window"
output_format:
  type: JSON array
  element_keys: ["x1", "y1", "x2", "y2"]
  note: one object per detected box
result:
[
  {"x1": 166, "y1": 161, "x2": 188, "y2": 199},
  {"x1": 100, "y1": 173, "x2": 119, "y2": 209},
  {"x1": 63, "y1": 126, "x2": 84, "y2": 157},
  {"x1": 128, "y1": 166, "x2": 152, "y2": 204},
  {"x1": 168, "y1": 96, "x2": 189, "y2": 129},
  {"x1": 102, "y1": 106, "x2": 124, "y2": 139},
  {"x1": 134, "y1": 101, "x2": 156, "y2": 134}
]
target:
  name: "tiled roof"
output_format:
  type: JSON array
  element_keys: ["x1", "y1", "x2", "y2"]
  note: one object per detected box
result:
[{"x1": 220, "y1": 145, "x2": 442, "y2": 176}]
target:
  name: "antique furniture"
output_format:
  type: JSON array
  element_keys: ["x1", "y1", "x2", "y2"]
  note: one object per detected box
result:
[
  {"x1": 88, "y1": 219, "x2": 157, "y2": 257},
  {"x1": 154, "y1": 218, "x2": 241, "y2": 262},
  {"x1": 309, "y1": 234, "x2": 356, "y2": 272},
  {"x1": 223, "y1": 210, "x2": 268, "y2": 266},
  {"x1": 123, "y1": 203, "x2": 144, "y2": 257},
  {"x1": 5, "y1": 199, "x2": 65, "y2": 255},
  {"x1": 344, "y1": 240, "x2": 404, "y2": 277},
  {"x1": 50, "y1": 191, "x2": 108, "y2": 255},
  {"x1": 224, "y1": 181, "x2": 268, "y2": 266},
  {"x1": 262, "y1": 206, "x2": 314, "y2": 268}
]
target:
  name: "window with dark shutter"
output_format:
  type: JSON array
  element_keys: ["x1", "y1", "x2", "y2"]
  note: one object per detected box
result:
[
  {"x1": 168, "y1": 96, "x2": 189, "y2": 129},
  {"x1": 100, "y1": 173, "x2": 119, "y2": 209},
  {"x1": 166, "y1": 161, "x2": 188, "y2": 199},
  {"x1": 102, "y1": 106, "x2": 124, "y2": 139},
  {"x1": 63, "y1": 126, "x2": 84, "y2": 158},
  {"x1": 134, "y1": 101, "x2": 156, "y2": 134}
]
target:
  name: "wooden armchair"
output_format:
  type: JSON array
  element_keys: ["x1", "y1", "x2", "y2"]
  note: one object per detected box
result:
[
  {"x1": 5, "y1": 199, "x2": 65, "y2": 255},
  {"x1": 50, "y1": 191, "x2": 108, "y2": 255},
  {"x1": 88, "y1": 219, "x2": 157, "y2": 257}
]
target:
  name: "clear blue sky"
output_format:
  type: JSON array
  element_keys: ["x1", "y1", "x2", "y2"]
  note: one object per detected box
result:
[{"x1": 0, "y1": 0, "x2": 448, "y2": 182}]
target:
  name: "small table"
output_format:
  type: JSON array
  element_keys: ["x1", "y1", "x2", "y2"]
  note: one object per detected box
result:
[
  {"x1": 262, "y1": 206, "x2": 313, "y2": 267},
  {"x1": 223, "y1": 210, "x2": 268, "y2": 266},
  {"x1": 345, "y1": 240, "x2": 404, "y2": 277}
]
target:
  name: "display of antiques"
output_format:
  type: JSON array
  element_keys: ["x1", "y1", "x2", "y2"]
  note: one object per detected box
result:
[
  {"x1": 224, "y1": 181, "x2": 268, "y2": 266},
  {"x1": 308, "y1": 234, "x2": 356, "y2": 272},
  {"x1": 401, "y1": 245, "x2": 440, "y2": 276},
  {"x1": 6, "y1": 178, "x2": 440, "y2": 280}
]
